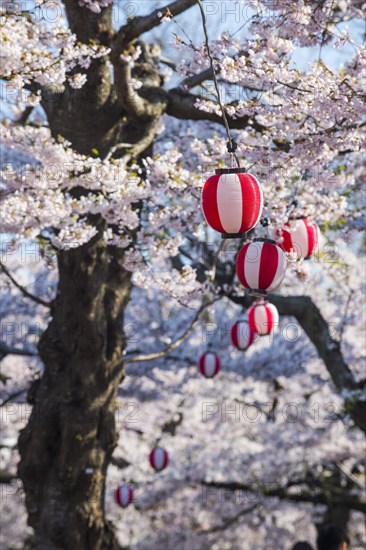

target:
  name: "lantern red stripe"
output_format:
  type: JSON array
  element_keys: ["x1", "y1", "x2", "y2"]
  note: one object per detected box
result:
[
  {"x1": 162, "y1": 451, "x2": 168, "y2": 469},
  {"x1": 266, "y1": 304, "x2": 275, "y2": 332},
  {"x1": 304, "y1": 218, "x2": 317, "y2": 257},
  {"x1": 201, "y1": 175, "x2": 225, "y2": 233},
  {"x1": 236, "y1": 243, "x2": 250, "y2": 289},
  {"x1": 198, "y1": 355, "x2": 206, "y2": 376},
  {"x1": 214, "y1": 355, "x2": 221, "y2": 375},
  {"x1": 239, "y1": 174, "x2": 263, "y2": 233},
  {"x1": 268, "y1": 249, "x2": 287, "y2": 292},
  {"x1": 281, "y1": 228, "x2": 293, "y2": 254},
  {"x1": 258, "y1": 242, "x2": 278, "y2": 290},
  {"x1": 247, "y1": 307, "x2": 256, "y2": 333},
  {"x1": 231, "y1": 324, "x2": 239, "y2": 348},
  {"x1": 115, "y1": 488, "x2": 122, "y2": 506}
]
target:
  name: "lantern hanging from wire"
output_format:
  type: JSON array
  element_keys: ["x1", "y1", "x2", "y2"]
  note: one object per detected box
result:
[
  {"x1": 276, "y1": 217, "x2": 319, "y2": 259},
  {"x1": 198, "y1": 352, "x2": 221, "y2": 378},
  {"x1": 149, "y1": 447, "x2": 169, "y2": 472},
  {"x1": 247, "y1": 300, "x2": 279, "y2": 336},
  {"x1": 201, "y1": 165, "x2": 263, "y2": 239},
  {"x1": 236, "y1": 238, "x2": 287, "y2": 297},
  {"x1": 231, "y1": 320, "x2": 256, "y2": 351},
  {"x1": 114, "y1": 485, "x2": 133, "y2": 508}
]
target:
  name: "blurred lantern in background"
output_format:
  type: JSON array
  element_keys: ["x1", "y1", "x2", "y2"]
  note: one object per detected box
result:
[
  {"x1": 149, "y1": 447, "x2": 169, "y2": 472},
  {"x1": 201, "y1": 168, "x2": 263, "y2": 238},
  {"x1": 231, "y1": 320, "x2": 256, "y2": 351},
  {"x1": 198, "y1": 352, "x2": 221, "y2": 378},
  {"x1": 236, "y1": 238, "x2": 287, "y2": 296},
  {"x1": 247, "y1": 301, "x2": 279, "y2": 336},
  {"x1": 114, "y1": 485, "x2": 134, "y2": 508},
  {"x1": 276, "y1": 217, "x2": 319, "y2": 259}
]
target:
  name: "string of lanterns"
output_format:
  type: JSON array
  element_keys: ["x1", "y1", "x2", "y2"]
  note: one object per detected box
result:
[
  {"x1": 114, "y1": 2, "x2": 320, "y2": 510},
  {"x1": 115, "y1": 446, "x2": 170, "y2": 508},
  {"x1": 114, "y1": 187, "x2": 320, "y2": 514}
]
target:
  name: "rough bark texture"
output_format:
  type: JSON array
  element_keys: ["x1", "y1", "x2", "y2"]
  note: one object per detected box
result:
[{"x1": 18, "y1": 234, "x2": 132, "y2": 550}]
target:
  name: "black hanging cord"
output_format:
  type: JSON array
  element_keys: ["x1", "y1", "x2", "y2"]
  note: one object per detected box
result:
[{"x1": 197, "y1": 0, "x2": 241, "y2": 168}]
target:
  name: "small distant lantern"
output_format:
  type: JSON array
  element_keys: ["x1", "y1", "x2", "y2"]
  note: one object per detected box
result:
[
  {"x1": 201, "y1": 168, "x2": 263, "y2": 238},
  {"x1": 149, "y1": 447, "x2": 169, "y2": 472},
  {"x1": 114, "y1": 485, "x2": 133, "y2": 508},
  {"x1": 231, "y1": 320, "x2": 256, "y2": 351},
  {"x1": 236, "y1": 238, "x2": 287, "y2": 296},
  {"x1": 277, "y1": 217, "x2": 319, "y2": 259},
  {"x1": 247, "y1": 301, "x2": 279, "y2": 336},
  {"x1": 198, "y1": 352, "x2": 221, "y2": 378}
]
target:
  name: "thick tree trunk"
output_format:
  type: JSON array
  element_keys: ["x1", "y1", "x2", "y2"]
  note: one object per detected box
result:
[{"x1": 18, "y1": 230, "x2": 132, "y2": 549}]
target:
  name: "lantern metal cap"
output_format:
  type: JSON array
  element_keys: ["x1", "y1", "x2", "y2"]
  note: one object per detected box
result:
[
  {"x1": 288, "y1": 215, "x2": 307, "y2": 221},
  {"x1": 221, "y1": 232, "x2": 247, "y2": 239},
  {"x1": 252, "y1": 237, "x2": 276, "y2": 245},
  {"x1": 248, "y1": 289, "x2": 267, "y2": 298},
  {"x1": 215, "y1": 167, "x2": 247, "y2": 175}
]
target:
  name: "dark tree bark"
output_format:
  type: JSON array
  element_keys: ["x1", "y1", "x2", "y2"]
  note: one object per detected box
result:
[{"x1": 18, "y1": 234, "x2": 132, "y2": 550}]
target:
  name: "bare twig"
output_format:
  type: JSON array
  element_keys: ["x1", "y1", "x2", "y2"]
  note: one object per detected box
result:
[
  {"x1": 114, "y1": 0, "x2": 198, "y2": 50},
  {"x1": 0, "y1": 388, "x2": 27, "y2": 407},
  {"x1": 0, "y1": 262, "x2": 51, "y2": 308},
  {"x1": 200, "y1": 503, "x2": 260, "y2": 534},
  {"x1": 124, "y1": 297, "x2": 219, "y2": 363}
]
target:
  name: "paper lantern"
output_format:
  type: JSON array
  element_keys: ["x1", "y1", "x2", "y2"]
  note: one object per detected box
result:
[
  {"x1": 149, "y1": 447, "x2": 169, "y2": 472},
  {"x1": 198, "y1": 352, "x2": 221, "y2": 378},
  {"x1": 201, "y1": 168, "x2": 263, "y2": 238},
  {"x1": 231, "y1": 320, "x2": 256, "y2": 351},
  {"x1": 114, "y1": 485, "x2": 133, "y2": 508},
  {"x1": 277, "y1": 217, "x2": 319, "y2": 259},
  {"x1": 247, "y1": 301, "x2": 279, "y2": 336},
  {"x1": 236, "y1": 238, "x2": 287, "y2": 295}
]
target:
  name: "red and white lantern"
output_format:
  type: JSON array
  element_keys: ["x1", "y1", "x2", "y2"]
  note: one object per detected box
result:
[
  {"x1": 247, "y1": 301, "x2": 279, "y2": 336},
  {"x1": 114, "y1": 485, "x2": 133, "y2": 508},
  {"x1": 201, "y1": 168, "x2": 263, "y2": 238},
  {"x1": 198, "y1": 352, "x2": 221, "y2": 378},
  {"x1": 231, "y1": 320, "x2": 256, "y2": 351},
  {"x1": 149, "y1": 447, "x2": 169, "y2": 472},
  {"x1": 277, "y1": 217, "x2": 319, "y2": 259},
  {"x1": 236, "y1": 238, "x2": 287, "y2": 295}
]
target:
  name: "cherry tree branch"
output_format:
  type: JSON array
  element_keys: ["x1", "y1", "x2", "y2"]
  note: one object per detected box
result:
[
  {"x1": 124, "y1": 297, "x2": 219, "y2": 363},
  {"x1": 226, "y1": 292, "x2": 366, "y2": 433},
  {"x1": 113, "y1": 0, "x2": 198, "y2": 51},
  {"x1": 200, "y1": 503, "x2": 260, "y2": 534},
  {"x1": 165, "y1": 88, "x2": 266, "y2": 132},
  {"x1": 0, "y1": 262, "x2": 51, "y2": 308},
  {"x1": 179, "y1": 68, "x2": 214, "y2": 89},
  {"x1": 201, "y1": 479, "x2": 366, "y2": 514}
]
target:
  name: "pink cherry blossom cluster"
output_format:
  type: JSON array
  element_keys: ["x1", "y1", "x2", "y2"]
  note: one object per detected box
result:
[
  {"x1": 0, "y1": 10, "x2": 110, "y2": 94},
  {"x1": 78, "y1": 0, "x2": 113, "y2": 14}
]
